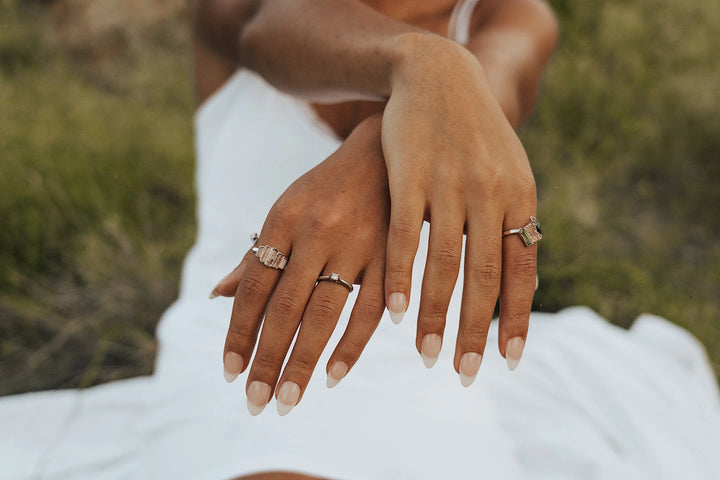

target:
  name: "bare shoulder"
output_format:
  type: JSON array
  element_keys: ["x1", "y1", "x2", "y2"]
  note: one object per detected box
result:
[{"x1": 468, "y1": 0, "x2": 558, "y2": 52}]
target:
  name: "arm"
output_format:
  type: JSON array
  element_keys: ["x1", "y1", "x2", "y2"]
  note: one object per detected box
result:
[{"x1": 202, "y1": 0, "x2": 559, "y2": 412}]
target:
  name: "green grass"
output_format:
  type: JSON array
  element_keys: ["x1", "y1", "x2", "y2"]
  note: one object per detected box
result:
[
  {"x1": 0, "y1": 0, "x2": 718, "y2": 394},
  {"x1": 0, "y1": 2, "x2": 195, "y2": 393}
]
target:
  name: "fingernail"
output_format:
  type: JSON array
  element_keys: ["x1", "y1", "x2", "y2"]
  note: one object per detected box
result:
[
  {"x1": 420, "y1": 334, "x2": 442, "y2": 368},
  {"x1": 326, "y1": 361, "x2": 349, "y2": 388},
  {"x1": 387, "y1": 292, "x2": 407, "y2": 324},
  {"x1": 246, "y1": 381, "x2": 271, "y2": 416},
  {"x1": 223, "y1": 352, "x2": 244, "y2": 383},
  {"x1": 535, "y1": 274, "x2": 539, "y2": 292},
  {"x1": 209, "y1": 272, "x2": 234, "y2": 299},
  {"x1": 506, "y1": 337, "x2": 525, "y2": 371},
  {"x1": 276, "y1": 381, "x2": 301, "y2": 416},
  {"x1": 459, "y1": 352, "x2": 483, "y2": 387}
]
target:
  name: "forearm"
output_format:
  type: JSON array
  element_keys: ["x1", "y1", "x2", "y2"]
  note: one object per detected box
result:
[{"x1": 194, "y1": 0, "x2": 469, "y2": 102}]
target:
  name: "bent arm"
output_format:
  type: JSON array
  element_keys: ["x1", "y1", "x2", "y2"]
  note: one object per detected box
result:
[
  {"x1": 193, "y1": 0, "x2": 558, "y2": 124},
  {"x1": 193, "y1": 0, "x2": 446, "y2": 102}
]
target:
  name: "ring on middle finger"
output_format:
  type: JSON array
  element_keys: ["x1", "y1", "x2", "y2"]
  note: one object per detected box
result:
[{"x1": 316, "y1": 272, "x2": 354, "y2": 292}]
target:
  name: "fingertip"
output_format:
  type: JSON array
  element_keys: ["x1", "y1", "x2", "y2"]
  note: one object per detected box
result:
[{"x1": 387, "y1": 292, "x2": 407, "y2": 324}]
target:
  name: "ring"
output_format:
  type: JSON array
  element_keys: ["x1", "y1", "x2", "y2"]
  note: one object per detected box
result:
[
  {"x1": 251, "y1": 245, "x2": 289, "y2": 270},
  {"x1": 316, "y1": 272, "x2": 354, "y2": 292},
  {"x1": 502, "y1": 216, "x2": 543, "y2": 247}
]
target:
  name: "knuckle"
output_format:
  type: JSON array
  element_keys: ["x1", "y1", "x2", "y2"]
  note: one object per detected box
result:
[
  {"x1": 239, "y1": 271, "x2": 268, "y2": 301},
  {"x1": 338, "y1": 336, "x2": 368, "y2": 357},
  {"x1": 390, "y1": 216, "x2": 419, "y2": 241},
  {"x1": 269, "y1": 287, "x2": 302, "y2": 317},
  {"x1": 461, "y1": 322, "x2": 489, "y2": 343},
  {"x1": 287, "y1": 352, "x2": 316, "y2": 377},
  {"x1": 421, "y1": 299, "x2": 450, "y2": 323},
  {"x1": 505, "y1": 312, "x2": 529, "y2": 330},
  {"x1": 355, "y1": 295, "x2": 386, "y2": 318},
  {"x1": 511, "y1": 251, "x2": 537, "y2": 278},
  {"x1": 430, "y1": 242, "x2": 461, "y2": 274},
  {"x1": 226, "y1": 325, "x2": 254, "y2": 348},
  {"x1": 469, "y1": 262, "x2": 501, "y2": 288},
  {"x1": 251, "y1": 354, "x2": 282, "y2": 377},
  {"x1": 306, "y1": 295, "x2": 339, "y2": 321}
]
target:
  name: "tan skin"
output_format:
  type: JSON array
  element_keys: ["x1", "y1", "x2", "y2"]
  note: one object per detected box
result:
[{"x1": 194, "y1": 0, "x2": 557, "y2": 476}]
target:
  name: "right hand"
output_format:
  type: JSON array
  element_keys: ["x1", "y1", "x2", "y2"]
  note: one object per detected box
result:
[
  {"x1": 380, "y1": 34, "x2": 538, "y2": 381},
  {"x1": 214, "y1": 114, "x2": 391, "y2": 415}
]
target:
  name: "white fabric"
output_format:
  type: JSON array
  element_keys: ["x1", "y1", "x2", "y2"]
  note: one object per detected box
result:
[{"x1": 3, "y1": 14, "x2": 720, "y2": 480}]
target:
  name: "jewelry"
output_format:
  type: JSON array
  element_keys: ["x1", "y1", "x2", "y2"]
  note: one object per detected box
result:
[
  {"x1": 317, "y1": 272, "x2": 354, "y2": 292},
  {"x1": 251, "y1": 245, "x2": 288, "y2": 270},
  {"x1": 502, "y1": 216, "x2": 543, "y2": 247}
]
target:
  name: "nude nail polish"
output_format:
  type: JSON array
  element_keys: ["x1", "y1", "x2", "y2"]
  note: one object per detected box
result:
[
  {"x1": 506, "y1": 337, "x2": 525, "y2": 371},
  {"x1": 209, "y1": 273, "x2": 231, "y2": 299},
  {"x1": 246, "y1": 381, "x2": 271, "y2": 416},
  {"x1": 387, "y1": 292, "x2": 407, "y2": 324},
  {"x1": 420, "y1": 334, "x2": 442, "y2": 368},
  {"x1": 276, "y1": 381, "x2": 301, "y2": 416},
  {"x1": 223, "y1": 352, "x2": 244, "y2": 383},
  {"x1": 326, "y1": 362, "x2": 349, "y2": 388},
  {"x1": 459, "y1": 352, "x2": 483, "y2": 387}
]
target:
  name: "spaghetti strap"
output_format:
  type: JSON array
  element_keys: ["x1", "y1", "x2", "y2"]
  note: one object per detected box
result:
[{"x1": 447, "y1": 0, "x2": 483, "y2": 45}]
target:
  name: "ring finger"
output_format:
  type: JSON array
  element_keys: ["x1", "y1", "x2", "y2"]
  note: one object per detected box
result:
[
  {"x1": 244, "y1": 245, "x2": 326, "y2": 415},
  {"x1": 274, "y1": 265, "x2": 357, "y2": 415}
]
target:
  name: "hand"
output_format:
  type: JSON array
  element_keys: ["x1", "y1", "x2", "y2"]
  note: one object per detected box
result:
[
  {"x1": 381, "y1": 36, "x2": 538, "y2": 381},
  {"x1": 214, "y1": 114, "x2": 390, "y2": 415}
]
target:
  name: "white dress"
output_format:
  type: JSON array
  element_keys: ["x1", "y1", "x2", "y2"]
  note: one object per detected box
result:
[{"x1": 2, "y1": 1, "x2": 719, "y2": 479}]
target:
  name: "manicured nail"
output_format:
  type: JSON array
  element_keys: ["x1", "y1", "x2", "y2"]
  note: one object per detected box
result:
[
  {"x1": 459, "y1": 352, "x2": 483, "y2": 387},
  {"x1": 223, "y1": 351, "x2": 244, "y2": 383},
  {"x1": 387, "y1": 292, "x2": 407, "y2": 324},
  {"x1": 326, "y1": 361, "x2": 349, "y2": 388},
  {"x1": 246, "y1": 381, "x2": 271, "y2": 416},
  {"x1": 506, "y1": 337, "x2": 525, "y2": 371},
  {"x1": 276, "y1": 381, "x2": 301, "y2": 416},
  {"x1": 420, "y1": 334, "x2": 442, "y2": 368},
  {"x1": 209, "y1": 273, "x2": 231, "y2": 299}
]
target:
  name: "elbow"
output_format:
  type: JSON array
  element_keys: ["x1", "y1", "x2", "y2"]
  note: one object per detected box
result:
[{"x1": 193, "y1": 0, "x2": 262, "y2": 61}]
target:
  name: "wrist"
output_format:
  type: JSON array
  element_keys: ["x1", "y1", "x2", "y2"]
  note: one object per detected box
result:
[{"x1": 388, "y1": 32, "x2": 485, "y2": 94}]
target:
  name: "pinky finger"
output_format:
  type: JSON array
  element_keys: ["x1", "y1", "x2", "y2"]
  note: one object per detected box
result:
[
  {"x1": 209, "y1": 249, "x2": 255, "y2": 299},
  {"x1": 325, "y1": 260, "x2": 386, "y2": 388}
]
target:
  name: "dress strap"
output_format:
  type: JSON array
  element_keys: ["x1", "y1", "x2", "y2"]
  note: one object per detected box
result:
[{"x1": 447, "y1": 0, "x2": 483, "y2": 45}]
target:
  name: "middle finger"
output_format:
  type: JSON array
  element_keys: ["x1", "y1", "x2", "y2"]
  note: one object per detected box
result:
[{"x1": 245, "y1": 246, "x2": 325, "y2": 415}]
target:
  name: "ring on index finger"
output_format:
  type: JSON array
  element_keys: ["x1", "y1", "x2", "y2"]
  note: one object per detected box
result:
[{"x1": 502, "y1": 216, "x2": 543, "y2": 247}]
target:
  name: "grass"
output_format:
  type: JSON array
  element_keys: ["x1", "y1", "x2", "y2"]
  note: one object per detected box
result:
[{"x1": 0, "y1": 0, "x2": 718, "y2": 394}]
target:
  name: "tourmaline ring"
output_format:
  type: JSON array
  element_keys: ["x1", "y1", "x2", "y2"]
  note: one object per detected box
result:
[
  {"x1": 502, "y1": 216, "x2": 543, "y2": 247},
  {"x1": 316, "y1": 273, "x2": 354, "y2": 292},
  {"x1": 251, "y1": 245, "x2": 288, "y2": 270}
]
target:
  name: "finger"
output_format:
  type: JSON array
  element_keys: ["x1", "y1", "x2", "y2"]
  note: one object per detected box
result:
[
  {"x1": 275, "y1": 266, "x2": 358, "y2": 415},
  {"x1": 210, "y1": 249, "x2": 254, "y2": 299},
  {"x1": 245, "y1": 247, "x2": 323, "y2": 415},
  {"x1": 384, "y1": 187, "x2": 425, "y2": 324},
  {"x1": 326, "y1": 258, "x2": 385, "y2": 388},
  {"x1": 453, "y1": 211, "x2": 502, "y2": 386},
  {"x1": 416, "y1": 200, "x2": 464, "y2": 369},
  {"x1": 223, "y1": 236, "x2": 290, "y2": 383},
  {"x1": 498, "y1": 216, "x2": 538, "y2": 371}
]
